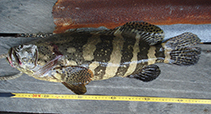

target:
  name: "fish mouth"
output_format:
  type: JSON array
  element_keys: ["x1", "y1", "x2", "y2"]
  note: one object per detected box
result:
[{"x1": 7, "y1": 48, "x2": 22, "y2": 67}]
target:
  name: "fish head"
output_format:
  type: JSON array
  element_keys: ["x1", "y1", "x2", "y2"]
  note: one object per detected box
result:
[{"x1": 7, "y1": 44, "x2": 38, "y2": 74}]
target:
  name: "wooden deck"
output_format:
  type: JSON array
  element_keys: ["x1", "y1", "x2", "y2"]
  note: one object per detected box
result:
[{"x1": 0, "y1": 0, "x2": 211, "y2": 113}]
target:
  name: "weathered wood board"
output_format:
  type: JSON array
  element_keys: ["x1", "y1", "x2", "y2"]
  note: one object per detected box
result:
[{"x1": 0, "y1": 0, "x2": 211, "y2": 113}]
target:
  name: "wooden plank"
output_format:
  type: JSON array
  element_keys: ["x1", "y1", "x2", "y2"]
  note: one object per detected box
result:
[
  {"x1": 1, "y1": 0, "x2": 211, "y2": 113},
  {"x1": 0, "y1": 0, "x2": 56, "y2": 33}
]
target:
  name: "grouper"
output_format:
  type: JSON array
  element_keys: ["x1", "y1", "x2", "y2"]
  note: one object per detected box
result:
[{"x1": 0, "y1": 22, "x2": 201, "y2": 94}]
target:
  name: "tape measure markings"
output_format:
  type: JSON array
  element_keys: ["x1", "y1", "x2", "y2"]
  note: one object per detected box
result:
[{"x1": 8, "y1": 93, "x2": 211, "y2": 104}]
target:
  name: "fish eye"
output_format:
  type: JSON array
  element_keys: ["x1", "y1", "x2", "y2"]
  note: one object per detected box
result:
[
  {"x1": 15, "y1": 45, "x2": 23, "y2": 51},
  {"x1": 20, "y1": 45, "x2": 24, "y2": 48},
  {"x1": 19, "y1": 45, "x2": 23, "y2": 48}
]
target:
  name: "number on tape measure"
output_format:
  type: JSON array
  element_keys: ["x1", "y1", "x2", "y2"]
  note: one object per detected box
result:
[{"x1": 11, "y1": 93, "x2": 211, "y2": 104}]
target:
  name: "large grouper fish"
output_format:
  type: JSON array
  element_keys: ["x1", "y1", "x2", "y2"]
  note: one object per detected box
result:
[{"x1": 0, "y1": 22, "x2": 201, "y2": 94}]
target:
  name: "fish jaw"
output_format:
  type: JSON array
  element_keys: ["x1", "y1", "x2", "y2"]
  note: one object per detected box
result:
[{"x1": 7, "y1": 47, "x2": 22, "y2": 68}]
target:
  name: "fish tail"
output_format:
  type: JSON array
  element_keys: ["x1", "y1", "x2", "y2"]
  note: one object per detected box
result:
[{"x1": 162, "y1": 32, "x2": 201, "y2": 65}]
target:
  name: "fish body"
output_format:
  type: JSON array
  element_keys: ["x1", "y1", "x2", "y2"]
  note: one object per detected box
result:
[{"x1": 5, "y1": 22, "x2": 201, "y2": 94}]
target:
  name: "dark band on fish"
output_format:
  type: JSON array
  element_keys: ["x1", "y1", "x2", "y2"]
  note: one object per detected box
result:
[
  {"x1": 92, "y1": 35, "x2": 114, "y2": 78},
  {"x1": 115, "y1": 32, "x2": 136, "y2": 76},
  {"x1": 154, "y1": 44, "x2": 165, "y2": 63}
]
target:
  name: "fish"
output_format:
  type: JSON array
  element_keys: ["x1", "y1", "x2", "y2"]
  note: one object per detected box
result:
[{"x1": 0, "y1": 21, "x2": 201, "y2": 94}]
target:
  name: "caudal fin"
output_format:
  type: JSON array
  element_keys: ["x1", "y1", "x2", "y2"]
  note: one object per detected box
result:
[{"x1": 162, "y1": 32, "x2": 201, "y2": 65}]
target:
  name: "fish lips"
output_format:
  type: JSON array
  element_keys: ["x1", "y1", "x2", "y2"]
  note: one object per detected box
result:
[{"x1": 7, "y1": 47, "x2": 21, "y2": 67}]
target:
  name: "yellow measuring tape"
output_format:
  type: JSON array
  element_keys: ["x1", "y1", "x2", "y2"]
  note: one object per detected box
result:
[{"x1": 10, "y1": 93, "x2": 211, "y2": 104}]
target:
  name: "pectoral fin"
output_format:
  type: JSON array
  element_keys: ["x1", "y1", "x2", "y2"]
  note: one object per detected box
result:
[
  {"x1": 54, "y1": 66, "x2": 94, "y2": 94},
  {"x1": 62, "y1": 82, "x2": 87, "y2": 95},
  {"x1": 127, "y1": 64, "x2": 160, "y2": 82}
]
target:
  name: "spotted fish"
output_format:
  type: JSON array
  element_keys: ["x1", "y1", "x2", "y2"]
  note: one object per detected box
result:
[{"x1": 0, "y1": 22, "x2": 201, "y2": 94}]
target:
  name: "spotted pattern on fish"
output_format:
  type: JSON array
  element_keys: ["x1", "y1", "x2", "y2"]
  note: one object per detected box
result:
[{"x1": 3, "y1": 22, "x2": 201, "y2": 94}]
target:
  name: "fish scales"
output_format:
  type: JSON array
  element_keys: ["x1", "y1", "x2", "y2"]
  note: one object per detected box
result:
[
  {"x1": 23, "y1": 32, "x2": 164, "y2": 80},
  {"x1": 2, "y1": 22, "x2": 201, "y2": 94},
  {"x1": 32, "y1": 31, "x2": 165, "y2": 80}
]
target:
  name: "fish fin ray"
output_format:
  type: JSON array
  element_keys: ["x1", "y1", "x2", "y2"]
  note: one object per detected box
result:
[
  {"x1": 108, "y1": 21, "x2": 164, "y2": 45},
  {"x1": 54, "y1": 66, "x2": 94, "y2": 94},
  {"x1": 34, "y1": 55, "x2": 62, "y2": 76},
  {"x1": 127, "y1": 64, "x2": 160, "y2": 82},
  {"x1": 62, "y1": 82, "x2": 87, "y2": 95},
  {"x1": 170, "y1": 47, "x2": 201, "y2": 65},
  {"x1": 163, "y1": 32, "x2": 201, "y2": 48},
  {"x1": 163, "y1": 32, "x2": 201, "y2": 65}
]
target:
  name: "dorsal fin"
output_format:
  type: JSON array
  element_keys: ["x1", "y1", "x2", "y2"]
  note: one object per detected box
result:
[{"x1": 106, "y1": 21, "x2": 165, "y2": 45}]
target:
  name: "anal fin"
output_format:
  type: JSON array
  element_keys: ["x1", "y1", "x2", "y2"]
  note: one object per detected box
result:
[{"x1": 127, "y1": 64, "x2": 160, "y2": 82}]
